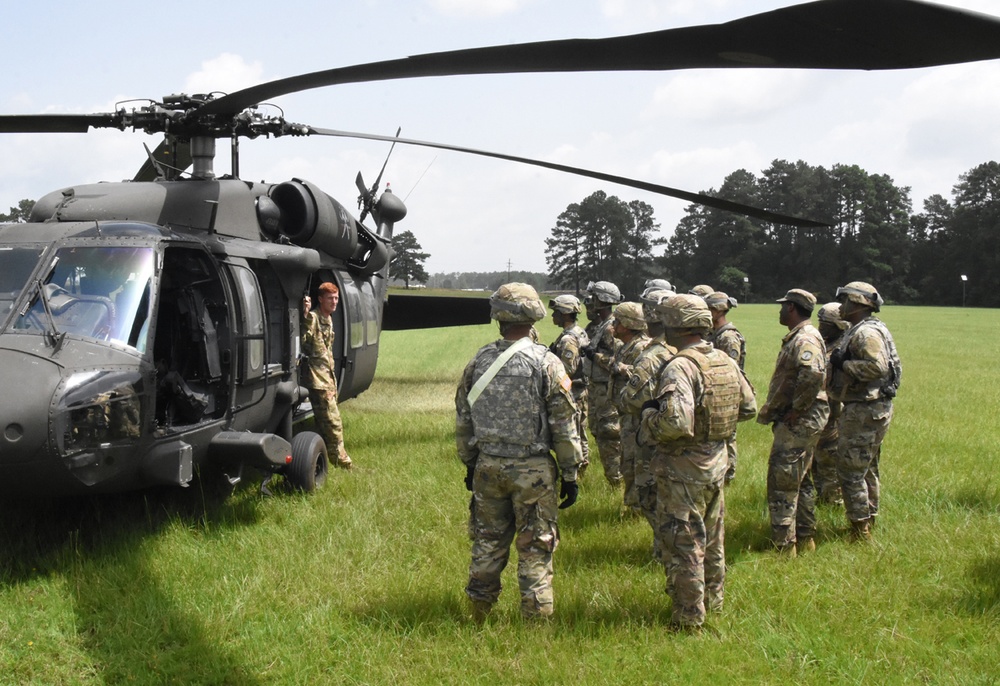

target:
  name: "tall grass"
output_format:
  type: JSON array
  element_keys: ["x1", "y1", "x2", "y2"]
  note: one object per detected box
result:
[{"x1": 1, "y1": 305, "x2": 998, "y2": 684}]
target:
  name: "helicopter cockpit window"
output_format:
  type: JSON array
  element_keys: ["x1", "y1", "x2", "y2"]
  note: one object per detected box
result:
[
  {"x1": 12, "y1": 246, "x2": 155, "y2": 349},
  {"x1": 0, "y1": 246, "x2": 45, "y2": 325}
]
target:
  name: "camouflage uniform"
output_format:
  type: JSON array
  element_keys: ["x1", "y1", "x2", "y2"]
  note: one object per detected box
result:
[
  {"x1": 457, "y1": 284, "x2": 583, "y2": 619},
  {"x1": 709, "y1": 323, "x2": 746, "y2": 370},
  {"x1": 618, "y1": 335, "x2": 675, "y2": 536},
  {"x1": 828, "y1": 313, "x2": 900, "y2": 531},
  {"x1": 608, "y1": 306, "x2": 651, "y2": 512},
  {"x1": 711, "y1": 322, "x2": 746, "y2": 484},
  {"x1": 584, "y1": 316, "x2": 624, "y2": 486},
  {"x1": 757, "y1": 316, "x2": 830, "y2": 550},
  {"x1": 641, "y1": 339, "x2": 757, "y2": 629},
  {"x1": 705, "y1": 292, "x2": 744, "y2": 485},
  {"x1": 551, "y1": 323, "x2": 590, "y2": 472},
  {"x1": 301, "y1": 310, "x2": 350, "y2": 468},
  {"x1": 813, "y1": 303, "x2": 849, "y2": 505}
]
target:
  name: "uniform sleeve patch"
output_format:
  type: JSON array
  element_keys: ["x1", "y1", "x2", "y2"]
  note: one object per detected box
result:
[
  {"x1": 801, "y1": 351, "x2": 813, "y2": 362},
  {"x1": 560, "y1": 374, "x2": 573, "y2": 392}
]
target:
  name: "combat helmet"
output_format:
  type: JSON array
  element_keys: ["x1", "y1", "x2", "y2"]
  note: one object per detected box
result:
[
  {"x1": 656, "y1": 293, "x2": 713, "y2": 333},
  {"x1": 704, "y1": 291, "x2": 737, "y2": 312},
  {"x1": 549, "y1": 294, "x2": 582, "y2": 314},
  {"x1": 644, "y1": 278, "x2": 674, "y2": 292},
  {"x1": 584, "y1": 280, "x2": 623, "y2": 307},
  {"x1": 836, "y1": 281, "x2": 883, "y2": 312},
  {"x1": 689, "y1": 284, "x2": 714, "y2": 298},
  {"x1": 640, "y1": 287, "x2": 673, "y2": 323},
  {"x1": 613, "y1": 302, "x2": 647, "y2": 331},
  {"x1": 817, "y1": 302, "x2": 848, "y2": 330},
  {"x1": 490, "y1": 282, "x2": 546, "y2": 322}
]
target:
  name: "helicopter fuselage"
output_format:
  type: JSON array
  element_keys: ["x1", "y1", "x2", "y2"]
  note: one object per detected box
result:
[{"x1": 0, "y1": 176, "x2": 402, "y2": 496}]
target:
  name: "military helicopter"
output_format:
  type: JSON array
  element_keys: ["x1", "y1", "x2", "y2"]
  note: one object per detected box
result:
[{"x1": 1, "y1": 0, "x2": 999, "y2": 498}]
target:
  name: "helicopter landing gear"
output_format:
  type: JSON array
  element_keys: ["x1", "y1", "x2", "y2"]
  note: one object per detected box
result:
[{"x1": 286, "y1": 431, "x2": 328, "y2": 492}]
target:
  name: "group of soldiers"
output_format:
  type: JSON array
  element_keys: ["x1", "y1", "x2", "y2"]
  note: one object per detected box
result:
[{"x1": 455, "y1": 277, "x2": 900, "y2": 631}]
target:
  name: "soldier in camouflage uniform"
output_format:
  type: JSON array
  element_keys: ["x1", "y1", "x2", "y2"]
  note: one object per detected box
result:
[
  {"x1": 705, "y1": 291, "x2": 746, "y2": 484},
  {"x1": 618, "y1": 287, "x2": 676, "y2": 546},
  {"x1": 812, "y1": 302, "x2": 849, "y2": 505},
  {"x1": 757, "y1": 289, "x2": 830, "y2": 555},
  {"x1": 456, "y1": 283, "x2": 583, "y2": 620},
  {"x1": 549, "y1": 294, "x2": 591, "y2": 474},
  {"x1": 829, "y1": 281, "x2": 901, "y2": 541},
  {"x1": 608, "y1": 302, "x2": 652, "y2": 515},
  {"x1": 640, "y1": 294, "x2": 756, "y2": 631},
  {"x1": 301, "y1": 282, "x2": 352, "y2": 469},
  {"x1": 582, "y1": 281, "x2": 624, "y2": 488}
]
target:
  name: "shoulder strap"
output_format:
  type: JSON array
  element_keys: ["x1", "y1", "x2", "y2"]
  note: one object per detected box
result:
[
  {"x1": 468, "y1": 337, "x2": 534, "y2": 408},
  {"x1": 674, "y1": 347, "x2": 710, "y2": 372}
]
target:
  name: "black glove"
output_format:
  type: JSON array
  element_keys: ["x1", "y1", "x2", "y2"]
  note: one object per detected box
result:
[
  {"x1": 830, "y1": 348, "x2": 846, "y2": 370},
  {"x1": 465, "y1": 463, "x2": 476, "y2": 492},
  {"x1": 582, "y1": 346, "x2": 595, "y2": 360},
  {"x1": 641, "y1": 399, "x2": 659, "y2": 413},
  {"x1": 559, "y1": 480, "x2": 579, "y2": 509}
]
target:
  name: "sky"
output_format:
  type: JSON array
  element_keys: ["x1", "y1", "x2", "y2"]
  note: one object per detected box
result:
[{"x1": 3, "y1": 0, "x2": 1000, "y2": 275}]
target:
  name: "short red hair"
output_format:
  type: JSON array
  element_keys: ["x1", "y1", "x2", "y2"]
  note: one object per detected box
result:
[{"x1": 318, "y1": 282, "x2": 339, "y2": 295}]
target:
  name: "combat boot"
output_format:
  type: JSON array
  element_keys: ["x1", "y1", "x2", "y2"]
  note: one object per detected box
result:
[
  {"x1": 797, "y1": 537, "x2": 816, "y2": 553},
  {"x1": 776, "y1": 542, "x2": 797, "y2": 558},
  {"x1": 468, "y1": 599, "x2": 493, "y2": 624},
  {"x1": 850, "y1": 519, "x2": 872, "y2": 542}
]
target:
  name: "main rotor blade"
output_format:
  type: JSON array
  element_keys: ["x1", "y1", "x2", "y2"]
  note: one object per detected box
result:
[
  {"x1": 199, "y1": 0, "x2": 1000, "y2": 116},
  {"x1": 0, "y1": 113, "x2": 121, "y2": 133},
  {"x1": 308, "y1": 127, "x2": 828, "y2": 228}
]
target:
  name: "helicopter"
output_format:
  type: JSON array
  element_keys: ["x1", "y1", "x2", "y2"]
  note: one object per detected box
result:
[{"x1": 1, "y1": 0, "x2": 999, "y2": 499}]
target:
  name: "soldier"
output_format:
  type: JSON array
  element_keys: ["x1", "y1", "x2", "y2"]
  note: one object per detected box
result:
[
  {"x1": 549, "y1": 294, "x2": 591, "y2": 474},
  {"x1": 608, "y1": 302, "x2": 652, "y2": 515},
  {"x1": 705, "y1": 291, "x2": 745, "y2": 484},
  {"x1": 640, "y1": 294, "x2": 756, "y2": 631},
  {"x1": 756, "y1": 289, "x2": 830, "y2": 556},
  {"x1": 813, "y1": 302, "x2": 850, "y2": 505},
  {"x1": 618, "y1": 287, "x2": 676, "y2": 545},
  {"x1": 456, "y1": 283, "x2": 583, "y2": 621},
  {"x1": 301, "y1": 281, "x2": 352, "y2": 470},
  {"x1": 582, "y1": 280, "x2": 625, "y2": 488},
  {"x1": 829, "y1": 281, "x2": 902, "y2": 541}
]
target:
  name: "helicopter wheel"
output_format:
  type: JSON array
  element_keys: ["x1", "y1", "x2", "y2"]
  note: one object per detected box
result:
[{"x1": 286, "y1": 431, "x2": 328, "y2": 492}]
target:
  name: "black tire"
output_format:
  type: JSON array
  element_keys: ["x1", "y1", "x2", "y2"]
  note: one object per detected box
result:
[{"x1": 287, "y1": 431, "x2": 328, "y2": 492}]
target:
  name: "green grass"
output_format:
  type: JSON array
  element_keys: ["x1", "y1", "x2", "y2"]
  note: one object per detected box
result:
[{"x1": 2, "y1": 305, "x2": 999, "y2": 684}]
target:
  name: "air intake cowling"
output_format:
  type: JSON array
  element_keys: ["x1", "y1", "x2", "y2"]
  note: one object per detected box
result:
[{"x1": 270, "y1": 179, "x2": 358, "y2": 260}]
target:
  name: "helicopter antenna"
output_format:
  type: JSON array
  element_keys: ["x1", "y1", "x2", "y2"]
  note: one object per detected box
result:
[
  {"x1": 142, "y1": 143, "x2": 168, "y2": 180},
  {"x1": 404, "y1": 155, "x2": 437, "y2": 202}
]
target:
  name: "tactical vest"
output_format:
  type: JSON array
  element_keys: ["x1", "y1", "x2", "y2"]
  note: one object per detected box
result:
[
  {"x1": 832, "y1": 317, "x2": 902, "y2": 401},
  {"x1": 674, "y1": 347, "x2": 742, "y2": 441},
  {"x1": 582, "y1": 318, "x2": 615, "y2": 383},
  {"x1": 470, "y1": 343, "x2": 551, "y2": 458}
]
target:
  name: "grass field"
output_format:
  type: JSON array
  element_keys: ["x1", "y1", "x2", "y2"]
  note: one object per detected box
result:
[{"x1": 1, "y1": 304, "x2": 999, "y2": 684}]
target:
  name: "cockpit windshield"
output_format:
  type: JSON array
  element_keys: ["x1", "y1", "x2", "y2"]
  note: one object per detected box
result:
[
  {"x1": 0, "y1": 246, "x2": 45, "y2": 324},
  {"x1": 12, "y1": 246, "x2": 155, "y2": 351}
]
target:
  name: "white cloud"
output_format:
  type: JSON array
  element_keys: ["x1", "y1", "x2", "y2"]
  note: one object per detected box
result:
[
  {"x1": 427, "y1": 0, "x2": 534, "y2": 18},
  {"x1": 643, "y1": 70, "x2": 813, "y2": 123},
  {"x1": 184, "y1": 54, "x2": 266, "y2": 96}
]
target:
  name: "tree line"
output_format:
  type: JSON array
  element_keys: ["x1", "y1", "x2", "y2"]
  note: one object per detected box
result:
[{"x1": 543, "y1": 160, "x2": 1000, "y2": 307}]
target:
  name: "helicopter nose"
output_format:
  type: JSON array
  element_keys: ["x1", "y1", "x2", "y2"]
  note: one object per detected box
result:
[{"x1": 0, "y1": 349, "x2": 59, "y2": 465}]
